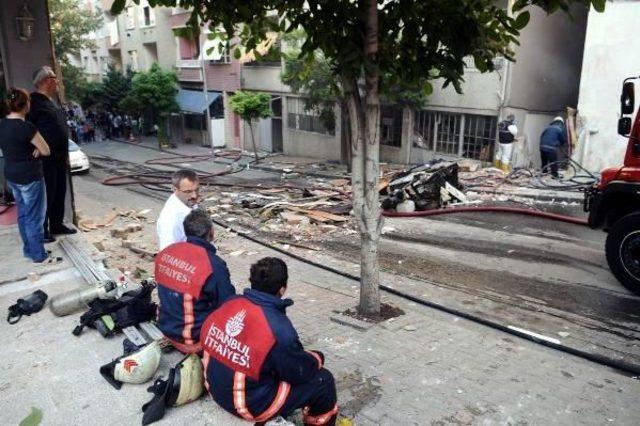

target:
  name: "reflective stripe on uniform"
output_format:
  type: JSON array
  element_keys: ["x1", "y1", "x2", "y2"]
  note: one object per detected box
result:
[
  {"x1": 303, "y1": 404, "x2": 339, "y2": 425},
  {"x1": 306, "y1": 350, "x2": 323, "y2": 369},
  {"x1": 202, "y1": 352, "x2": 211, "y2": 393},
  {"x1": 182, "y1": 293, "x2": 194, "y2": 344},
  {"x1": 232, "y1": 371, "x2": 291, "y2": 422}
]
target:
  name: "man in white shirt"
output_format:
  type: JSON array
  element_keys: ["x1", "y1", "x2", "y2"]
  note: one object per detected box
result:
[{"x1": 157, "y1": 169, "x2": 199, "y2": 250}]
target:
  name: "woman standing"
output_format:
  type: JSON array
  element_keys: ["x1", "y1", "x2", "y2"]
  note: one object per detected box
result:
[{"x1": 0, "y1": 88, "x2": 51, "y2": 262}]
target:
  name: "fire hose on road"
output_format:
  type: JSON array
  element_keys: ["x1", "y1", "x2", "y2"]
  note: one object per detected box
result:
[{"x1": 383, "y1": 205, "x2": 588, "y2": 226}]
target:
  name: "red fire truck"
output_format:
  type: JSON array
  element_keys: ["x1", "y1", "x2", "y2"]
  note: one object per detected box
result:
[{"x1": 585, "y1": 77, "x2": 640, "y2": 295}]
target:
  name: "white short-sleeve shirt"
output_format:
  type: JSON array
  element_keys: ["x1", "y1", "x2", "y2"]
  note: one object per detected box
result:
[{"x1": 156, "y1": 193, "x2": 195, "y2": 250}]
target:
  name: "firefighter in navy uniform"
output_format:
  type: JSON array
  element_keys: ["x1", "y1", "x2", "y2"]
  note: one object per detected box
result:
[
  {"x1": 201, "y1": 257, "x2": 338, "y2": 425},
  {"x1": 155, "y1": 209, "x2": 236, "y2": 354}
]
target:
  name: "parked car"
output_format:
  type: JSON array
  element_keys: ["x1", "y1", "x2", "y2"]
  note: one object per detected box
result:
[{"x1": 69, "y1": 140, "x2": 90, "y2": 173}]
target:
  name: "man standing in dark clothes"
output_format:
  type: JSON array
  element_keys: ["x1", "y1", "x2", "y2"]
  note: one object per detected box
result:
[
  {"x1": 27, "y1": 66, "x2": 77, "y2": 241},
  {"x1": 539, "y1": 116, "x2": 568, "y2": 179}
]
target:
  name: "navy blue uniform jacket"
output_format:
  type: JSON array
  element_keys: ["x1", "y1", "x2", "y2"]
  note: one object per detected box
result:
[
  {"x1": 205, "y1": 289, "x2": 323, "y2": 416},
  {"x1": 540, "y1": 122, "x2": 567, "y2": 152},
  {"x1": 156, "y1": 236, "x2": 236, "y2": 344}
]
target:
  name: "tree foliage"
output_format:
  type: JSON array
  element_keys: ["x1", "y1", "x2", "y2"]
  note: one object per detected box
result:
[
  {"x1": 120, "y1": 64, "x2": 178, "y2": 144},
  {"x1": 229, "y1": 91, "x2": 272, "y2": 122},
  {"x1": 101, "y1": 64, "x2": 133, "y2": 111},
  {"x1": 50, "y1": 0, "x2": 103, "y2": 65},
  {"x1": 229, "y1": 91, "x2": 272, "y2": 161}
]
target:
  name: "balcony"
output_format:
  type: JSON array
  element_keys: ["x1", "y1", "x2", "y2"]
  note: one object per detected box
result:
[
  {"x1": 176, "y1": 59, "x2": 203, "y2": 82},
  {"x1": 242, "y1": 65, "x2": 288, "y2": 92}
]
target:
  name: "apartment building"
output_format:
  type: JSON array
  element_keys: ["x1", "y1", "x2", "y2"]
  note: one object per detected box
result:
[
  {"x1": 574, "y1": 1, "x2": 640, "y2": 174},
  {"x1": 71, "y1": 1, "x2": 176, "y2": 82},
  {"x1": 220, "y1": 3, "x2": 589, "y2": 167},
  {"x1": 410, "y1": 4, "x2": 589, "y2": 168},
  {"x1": 171, "y1": 8, "x2": 240, "y2": 148},
  {"x1": 70, "y1": 2, "x2": 590, "y2": 167}
]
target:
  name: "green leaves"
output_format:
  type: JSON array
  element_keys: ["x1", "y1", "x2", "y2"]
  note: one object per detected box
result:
[
  {"x1": 229, "y1": 91, "x2": 272, "y2": 121},
  {"x1": 50, "y1": 0, "x2": 103, "y2": 65},
  {"x1": 513, "y1": 11, "x2": 531, "y2": 30},
  {"x1": 110, "y1": 0, "x2": 126, "y2": 15},
  {"x1": 118, "y1": 64, "x2": 177, "y2": 117},
  {"x1": 19, "y1": 408, "x2": 43, "y2": 426},
  {"x1": 591, "y1": 0, "x2": 606, "y2": 12}
]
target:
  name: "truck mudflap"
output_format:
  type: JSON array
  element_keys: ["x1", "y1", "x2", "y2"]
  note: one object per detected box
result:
[{"x1": 584, "y1": 185, "x2": 602, "y2": 229}]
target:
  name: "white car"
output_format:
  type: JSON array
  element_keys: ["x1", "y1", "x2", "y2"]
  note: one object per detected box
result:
[{"x1": 69, "y1": 140, "x2": 90, "y2": 173}]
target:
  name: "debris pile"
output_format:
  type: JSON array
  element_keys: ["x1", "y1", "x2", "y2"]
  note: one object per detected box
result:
[
  {"x1": 204, "y1": 178, "x2": 356, "y2": 244},
  {"x1": 380, "y1": 160, "x2": 469, "y2": 212}
]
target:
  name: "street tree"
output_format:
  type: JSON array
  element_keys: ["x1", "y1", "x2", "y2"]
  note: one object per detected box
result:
[
  {"x1": 50, "y1": 0, "x2": 103, "y2": 64},
  {"x1": 101, "y1": 64, "x2": 133, "y2": 111},
  {"x1": 111, "y1": 0, "x2": 605, "y2": 316},
  {"x1": 119, "y1": 64, "x2": 178, "y2": 147},
  {"x1": 229, "y1": 91, "x2": 273, "y2": 162},
  {"x1": 49, "y1": 0, "x2": 103, "y2": 102}
]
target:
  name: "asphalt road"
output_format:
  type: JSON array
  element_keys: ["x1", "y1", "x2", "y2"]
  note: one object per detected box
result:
[{"x1": 76, "y1": 139, "x2": 640, "y2": 366}]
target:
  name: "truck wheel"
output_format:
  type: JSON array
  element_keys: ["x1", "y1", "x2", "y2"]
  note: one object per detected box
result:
[{"x1": 606, "y1": 213, "x2": 640, "y2": 295}]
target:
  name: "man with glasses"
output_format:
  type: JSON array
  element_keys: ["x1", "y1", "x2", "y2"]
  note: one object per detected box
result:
[
  {"x1": 157, "y1": 169, "x2": 199, "y2": 250},
  {"x1": 27, "y1": 66, "x2": 75, "y2": 242}
]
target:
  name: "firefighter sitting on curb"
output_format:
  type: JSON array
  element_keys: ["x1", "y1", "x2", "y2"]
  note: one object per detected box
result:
[
  {"x1": 201, "y1": 257, "x2": 339, "y2": 425},
  {"x1": 154, "y1": 209, "x2": 236, "y2": 354}
]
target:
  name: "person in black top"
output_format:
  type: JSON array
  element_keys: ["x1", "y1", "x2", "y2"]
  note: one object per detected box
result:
[
  {"x1": 0, "y1": 88, "x2": 52, "y2": 262},
  {"x1": 27, "y1": 66, "x2": 77, "y2": 241}
]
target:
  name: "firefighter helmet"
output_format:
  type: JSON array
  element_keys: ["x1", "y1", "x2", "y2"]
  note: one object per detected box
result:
[{"x1": 100, "y1": 341, "x2": 162, "y2": 389}]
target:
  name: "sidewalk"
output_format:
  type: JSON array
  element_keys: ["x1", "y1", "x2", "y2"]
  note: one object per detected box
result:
[
  {"x1": 106, "y1": 136, "x2": 350, "y2": 180},
  {"x1": 1, "y1": 212, "x2": 638, "y2": 425}
]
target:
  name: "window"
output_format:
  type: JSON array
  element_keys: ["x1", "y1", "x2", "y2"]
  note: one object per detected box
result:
[
  {"x1": 414, "y1": 110, "x2": 496, "y2": 161},
  {"x1": 125, "y1": 6, "x2": 135, "y2": 29},
  {"x1": 286, "y1": 97, "x2": 334, "y2": 136},
  {"x1": 380, "y1": 105, "x2": 402, "y2": 147},
  {"x1": 101, "y1": 57, "x2": 109, "y2": 73},
  {"x1": 139, "y1": 2, "x2": 156, "y2": 27},
  {"x1": 128, "y1": 50, "x2": 138, "y2": 71},
  {"x1": 208, "y1": 42, "x2": 231, "y2": 64},
  {"x1": 435, "y1": 112, "x2": 461, "y2": 155},
  {"x1": 463, "y1": 114, "x2": 496, "y2": 161}
]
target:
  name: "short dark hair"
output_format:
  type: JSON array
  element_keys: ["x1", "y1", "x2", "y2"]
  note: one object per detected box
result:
[
  {"x1": 183, "y1": 209, "x2": 212, "y2": 239},
  {"x1": 6, "y1": 87, "x2": 29, "y2": 113},
  {"x1": 250, "y1": 257, "x2": 288, "y2": 295},
  {"x1": 172, "y1": 169, "x2": 198, "y2": 188}
]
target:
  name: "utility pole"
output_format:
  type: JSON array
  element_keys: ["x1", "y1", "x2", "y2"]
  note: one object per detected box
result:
[{"x1": 200, "y1": 31, "x2": 213, "y2": 149}]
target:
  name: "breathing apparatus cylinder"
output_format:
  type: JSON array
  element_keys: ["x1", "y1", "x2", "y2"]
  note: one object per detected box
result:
[{"x1": 49, "y1": 280, "x2": 118, "y2": 316}]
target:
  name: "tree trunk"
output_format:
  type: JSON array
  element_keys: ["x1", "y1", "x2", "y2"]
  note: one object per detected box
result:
[
  {"x1": 341, "y1": 0, "x2": 382, "y2": 317},
  {"x1": 158, "y1": 115, "x2": 167, "y2": 149},
  {"x1": 248, "y1": 121, "x2": 260, "y2": 163},
  {"x1": 340, "y1": 100, "x2": 352, "y2": 173}
]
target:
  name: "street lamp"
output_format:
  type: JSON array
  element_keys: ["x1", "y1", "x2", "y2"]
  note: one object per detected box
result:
[{"x1": 15, "y1": 3, "x2": 35, "y2": 42}]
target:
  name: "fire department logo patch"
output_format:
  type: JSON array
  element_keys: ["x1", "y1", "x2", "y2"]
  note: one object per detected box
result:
[
  {"x1": 225, "y1": 309, "x2": 246, "y2": 337},
  {"x1": 123, "y1": 359, "x2": 138, "y2": 373}
]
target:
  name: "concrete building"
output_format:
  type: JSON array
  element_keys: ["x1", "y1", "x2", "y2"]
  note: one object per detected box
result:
[
  {"x1": 70, "y1": 1, "x2": 177, "y2": 81},
  {"x1": 0, "y1": 0, "x2": 56, "y2": 91},
  {"x1": 225, "y1": 4, "x2": 589, "y2": 167},
  {"x1": 171, "y1": 8, "x2": 240, "y2": 148},
  {"x1": 69, "y1": 2, "x2": 591, "y2": 168},
  {"x1": 574, "y1": 1, "x2": 640, "y2": 174},
  {"x1": 172, "y1": 9, "x2": 344, "y2": 159},
  {"x1": 410, "y1": 3, "x2": 589, "y2": 168}
]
